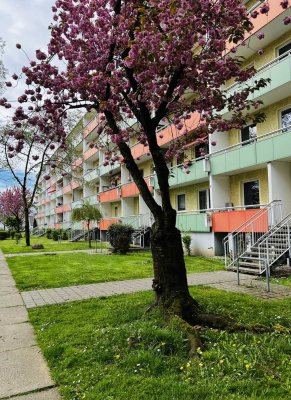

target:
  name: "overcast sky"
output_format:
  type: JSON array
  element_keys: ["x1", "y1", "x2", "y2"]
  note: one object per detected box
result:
[
  {"x1": 0, "y1": 0, "x2": 55, "y2": 117},
  {"x1": 0, "y1": 1, "x2": 56, "y2": 190}
]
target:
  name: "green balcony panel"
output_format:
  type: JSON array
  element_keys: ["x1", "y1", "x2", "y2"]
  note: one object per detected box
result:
[
  {"x1": 176, "y1": 213, "x2": 210, "y2": 232},
  {"x1": 72, "y1": 200, "x2": 84, "y2": 209},
  {"x1": 84, "y1": 169, "x2": 100, "y2": 182},
  {"x1": 211, "y1": 129, "x2": 291, "y2": 175},
  {"x1": 84, "y1": 195, "x2": 99, "y2": 205},
  {"x1": 155, "y1": 159, "x2": 208, "y2": 189}
]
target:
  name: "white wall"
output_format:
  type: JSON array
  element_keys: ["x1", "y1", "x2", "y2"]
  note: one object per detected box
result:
[
  {"x1": 189, "y1": 232, "x2": 215, "y2": 257},
  {"x1": 268, "y1": 161, "x2": 291, "y2": 218},
  {"x1": 210, "y1": 175, "x2": 231, "y2": 209},
  {"x1": 209, "y1": 131, "x2": 230, "y2": 153}
]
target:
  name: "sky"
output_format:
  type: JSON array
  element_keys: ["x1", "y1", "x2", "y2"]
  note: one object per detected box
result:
[{"x1": 0, "y1": 0, "x2": 55, "y2": 191}]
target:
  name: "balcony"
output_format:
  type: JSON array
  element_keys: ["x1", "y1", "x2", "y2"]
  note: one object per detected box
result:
[
  {"x1": 62, "y1": 181, "x2": 81, "y2": 194},
  {"x1": 99, "y1": 187, "x2": 121, "y2": 203},
  {"x1": 72, "y1": 132, "x2": 83, "y2": 147},
  {"x1": 84, "y1": 168, "x2": 100, "y2": 182},
  {"x1": 55, "y1": 204, "x2": 72, "y2": 214},
  {"x1": 121, "y1": 178, "x2": 153, "y2": 198},
  {"x1": 100, "y1": 218, "x2": 120, "y2": 231},
  {"x1": 210, "y1": 126, "x2": 291, "y2": 175},
  {"x1": 84, "y1": 147, "x2": 98, "y2": 161},
  {"x1": 83, "y1": 117, "x2": 98, "y2": 138},
  {"x1": 176, "y1": 212, "x2": 210, "y2": 232},
  {"x1": 99, "y1": 162, "x2": 120, "y2": 176},
  {"x1": 84, "y1": 195, "x2": 99, "y2": 206},
  {"x1": 212, "y1": 208, "x2": 268, "y2": 233},
  {"x1": 223, "y1": 52, "x2": 291, "y2": 115},
  {"x1": 72, "y1": 200, "x2": 84, "y2": 209}
]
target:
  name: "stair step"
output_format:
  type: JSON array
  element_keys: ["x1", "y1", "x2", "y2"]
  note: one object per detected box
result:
[{"x1": 229, "y1": 267, "x2": 263, "y2": 275}]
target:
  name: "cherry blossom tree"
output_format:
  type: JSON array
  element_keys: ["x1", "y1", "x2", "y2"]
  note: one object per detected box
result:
[
  {"x1": 0, "y1": 186, "x2": 26, "y2": 232},
  {"x1": 1, "y1": 1, "x2": 290, "y2": 327}
]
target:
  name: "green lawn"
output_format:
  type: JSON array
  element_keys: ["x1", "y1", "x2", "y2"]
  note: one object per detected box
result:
[
  {"x1": 0, "y1": 236, "x2": 107, "y2": 254},
  {"x1": 271, "y1": 277, "x2": 291, "y2": 287},
  {"x1": 29, "y1": 287, "x2": 291, "y2": 400},
  {"x1": 7, "y1": 253, "x2": 224, "y2": 291}
]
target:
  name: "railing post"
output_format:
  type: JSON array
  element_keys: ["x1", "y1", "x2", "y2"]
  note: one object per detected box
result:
[
  {"x1": 266, "y1": 260, "x2": 270, "y2": 292},
  {"x1": 288, "y1": 223, "x2": 291, "y2": 267}
]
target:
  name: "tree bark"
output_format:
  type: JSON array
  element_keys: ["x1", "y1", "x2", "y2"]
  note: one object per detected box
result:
[
  {"x1": 24, "y1": 206, "x2": 30, "y2": 246},
  {"x1": 151, "y1": 210, "x2": 199, "y2": 324}
]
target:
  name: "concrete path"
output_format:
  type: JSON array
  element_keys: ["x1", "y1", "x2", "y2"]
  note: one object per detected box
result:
[
  {"x1": 0, "y1": 252, "x2": 60, "y2": 400},
  {"x1": 5, "y1": 248, "x2": 109, "y2": 258},
  {"x1": 20, "y1": 271, "x2": 291, "y2": 309}
]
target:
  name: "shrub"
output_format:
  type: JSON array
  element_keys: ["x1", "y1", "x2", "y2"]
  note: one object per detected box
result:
[
  {"x1": 15, "y1": 232, "x2": 22, "y2": 244},
  {"x1": 0, "y1": 231, "x2": 10, "y2": 240},
  {"x1": 182, "y1": 234, "x2": 192, "y2": 256},
  {"x1": 46, "y1": 228, "x2": 52, "y2": 239},
  {"x1": 61, "y1": 230, "x2": 68, "y2": 240},
  {"x1": 52, "y1": 229, "x2": 60, "y2": 241},
  {"x1": 32, "y1": 244, "x2": 44, "y2": 250},
  {"x1": 108, "y1": 223, "x2": 134, "y2": 254}
]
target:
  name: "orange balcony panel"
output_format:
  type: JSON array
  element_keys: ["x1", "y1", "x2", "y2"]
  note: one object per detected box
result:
[
  {"x1": 212, "y1": 209, "x2": 268, "y2": 233},
  {"x1": 84, "y1": 118, "x2": 98, "y2": 138},
  {"x1": 72, "y1": 158, "x2": 83, "y2": 169},
  {"x1": 55, "y1": 204, "x2": 71, "y2": 214},
  {"x1": 100, "y1": 218, "x2": 120, "y2": 231},
  {"x1": 62, "y1": 181, "x2": 81, "y2": 194},
  {"x1": 121, "y1": 178, "x2": 152, "y2": 198},
  {"x1": 84, "y1": 147, "x2": 98, "y2": 160},
  {"x1": 45, "y1": 179, "x2": 56, "y2": 190},
  {"x1": 99, "y1": 188, "x2": 121, "y2": 203},
  {"x1": 131, "y1": 112, "x2": 201, "y2": 159},
  {"x1": 54, "y1": 223, "x2": 62, "y2": 229}
]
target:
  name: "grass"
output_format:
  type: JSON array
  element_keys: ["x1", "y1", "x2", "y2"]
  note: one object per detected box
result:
[
  {"x1": 29, "y1": 287, "x2": 291, "y2": 400},
  {"x1": 271, "y1": 276, "x2": 291, "y2": 287},
  {"x1": 7, "y1": 253, "x2": 224, "y2": 291},
  {"x1": 0, "y1": 236, "x2": 107, "y2": 254}
]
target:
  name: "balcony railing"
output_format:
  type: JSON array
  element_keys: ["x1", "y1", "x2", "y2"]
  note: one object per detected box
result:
[
  {"x1": 84, "y1": 168, "x2": 100, "y2": 182},
  {"x1": 210, "y1": 125, "x2": 291, "y2": 175}
]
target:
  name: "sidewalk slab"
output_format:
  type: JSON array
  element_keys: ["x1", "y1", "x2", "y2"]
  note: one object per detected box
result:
[
  {"x1": 0, "y1": 293, "x2": 24, "y2": 308},
  {"x1": 0, "y1": 347, "x2": 55, "y2": 398},
  {"x1": 15, "y1": 388, "x2": 60, "y2": 400},
  {"x1": 0, "y1": 306, "x2": 29, "y2": 326},
  {"x1": 0, "y1": 322, "x2": 36, "y2": 352}
]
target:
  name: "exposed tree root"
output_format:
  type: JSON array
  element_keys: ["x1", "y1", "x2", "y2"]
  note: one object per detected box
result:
[{"x1": 171, "y1": 315, "x2": 202, "y2": 359}]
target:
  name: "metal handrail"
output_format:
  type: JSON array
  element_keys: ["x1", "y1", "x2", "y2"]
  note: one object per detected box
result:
[
  {"x1": 210, "y1": 124, "x2": 291, "y2": 157},
  {"x1": 225, "y1": 50, "x2": 291, "y2": 93}
]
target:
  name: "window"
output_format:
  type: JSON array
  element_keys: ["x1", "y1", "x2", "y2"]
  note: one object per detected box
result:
[
  {"x1": 176, "y1": 152, "x2": 185, "y2": 165},
  {"x1": 243, "y1": 180, "x2": 260, "y2": 208},
  {"x1": 278, "y1": 42, "x2": 291, "y2": 60},
  {"x1": 195, "y1": 142, "x2": 209, "y2": 159},
  {"x1": 114, "y1": 206, "x2": 119, "y2": 217},
  {"x1": 241, "y1": 124, "x2": 257, "y2": 144},
  {"x1": 177, "y1": 194, "x2": 186, "y2": 211},
  {"x1": 198, "y1": 189, "x2": 210, "y2": 212},
  {"x1": 281, "y1": 108, "x2": 291, "y2": 132}
]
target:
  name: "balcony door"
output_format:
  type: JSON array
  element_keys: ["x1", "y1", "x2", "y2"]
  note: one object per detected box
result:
[
  {"x1": 198, "y1": 189, "x2": 210, "y2": 212},
  {"x1": 241, "y1": 124, "x2": 257, "y2": 145},
  {"x1": 242, "y1": 180, "x2": 260, "y2": 208}
]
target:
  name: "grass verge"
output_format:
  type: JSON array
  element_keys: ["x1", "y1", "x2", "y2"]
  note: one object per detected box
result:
[
  {"x1": 0, "y1": 236, "x2": 107, "y2": 254},
  {"x1": 7, "y1": 253, "x2": 224, "y2": 291},
  {"x1": 29, "y1": 287, "x2": 291, "y2": 400}
]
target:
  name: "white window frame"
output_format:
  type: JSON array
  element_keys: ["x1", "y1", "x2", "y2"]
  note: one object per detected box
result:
[
  {"x1": 241, "y1": 179, "x2": 260, "y2": 208},
  {"x1": 198, "y1": 189, "x2": 210, "y2": 211},
  {"x1": 177, "y1": 193, "x2": 186, "y2": 211}
]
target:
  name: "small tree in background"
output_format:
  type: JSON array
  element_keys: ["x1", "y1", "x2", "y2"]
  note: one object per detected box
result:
[
  {"x1": 182, "y1": 234, "x2": 192, "y2": 257},
  {"x1": 71, "y1": 202, "x2": 102, "y2": 248},
  {"x1": 108, "y1": 223, "x2": 135, "y2": 254},
  {"x1": 0, "y1": 187, "x2": 26, "y2": 233}
]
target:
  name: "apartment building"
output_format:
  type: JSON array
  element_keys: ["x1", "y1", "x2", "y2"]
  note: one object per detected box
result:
[{"x1": 35, "y1": 0, "x2": 291, "y2": 262}]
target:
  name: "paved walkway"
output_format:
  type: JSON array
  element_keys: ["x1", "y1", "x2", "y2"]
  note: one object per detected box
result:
[
  {"x1": 0, "y1": 252, "x2": 60, "y2": 400},
  {"x1": 5, "y1": 248, "x2": 109, "y2": 258},
  {"x1": 21, "y1": 271, "x2": 291, "y2": 309}
]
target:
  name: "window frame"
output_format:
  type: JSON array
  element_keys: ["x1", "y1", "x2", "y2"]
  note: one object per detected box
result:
[
  {"x1": 241, "y1": 179, "x2": 260, "y2": 208},
  {"x1": 198, "y1": 189, "x2": 210, "y2": 212},
  {"x1": 177, "y1": 193, "x2": 186, "y2": 211}
]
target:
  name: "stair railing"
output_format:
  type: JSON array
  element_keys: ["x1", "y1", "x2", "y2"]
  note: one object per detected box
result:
[
  {"x1": 258, "y1": 213, "x2": 291, "y2": 275},
  {"x1": 224, "y1": 200, "x2": 282, "y2": 270}
]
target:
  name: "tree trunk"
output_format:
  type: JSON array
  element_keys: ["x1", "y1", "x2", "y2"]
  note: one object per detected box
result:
[
  {"x1": 151, "y1": 212, "x2": 199, "y2": 324},
  {"x1": 24, "y1": 207, "x2": 30, "y2": 246},
  {"x1": 87, "y1": 221, "x2": 91, "y2": 248}
]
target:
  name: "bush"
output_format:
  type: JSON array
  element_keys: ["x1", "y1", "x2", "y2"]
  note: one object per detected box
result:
[
  {"x1": 108, "y1": 223, "x2": 134, "y2": 254},
  {"x1": 61, "y1": 230, "x2": 68, "y2": 240},
  {"x1": 46, "y1": 228, "x2": 52, "y2": 239},
  {"x1": 15, "y1": 232, "x2": 22, "y2": 244},
  {"x1": 51, "y1": 229, "x2": 60, "y2": 241},
  {"x1": 182, "y1": 234, "x2": 192, "y2": 256},
  {"x1": 32, "y1": 244, "x2": 44, "y2": 250},
  {"x1": 0, "y1": 231, "x2": 10, "y2": 240}
]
